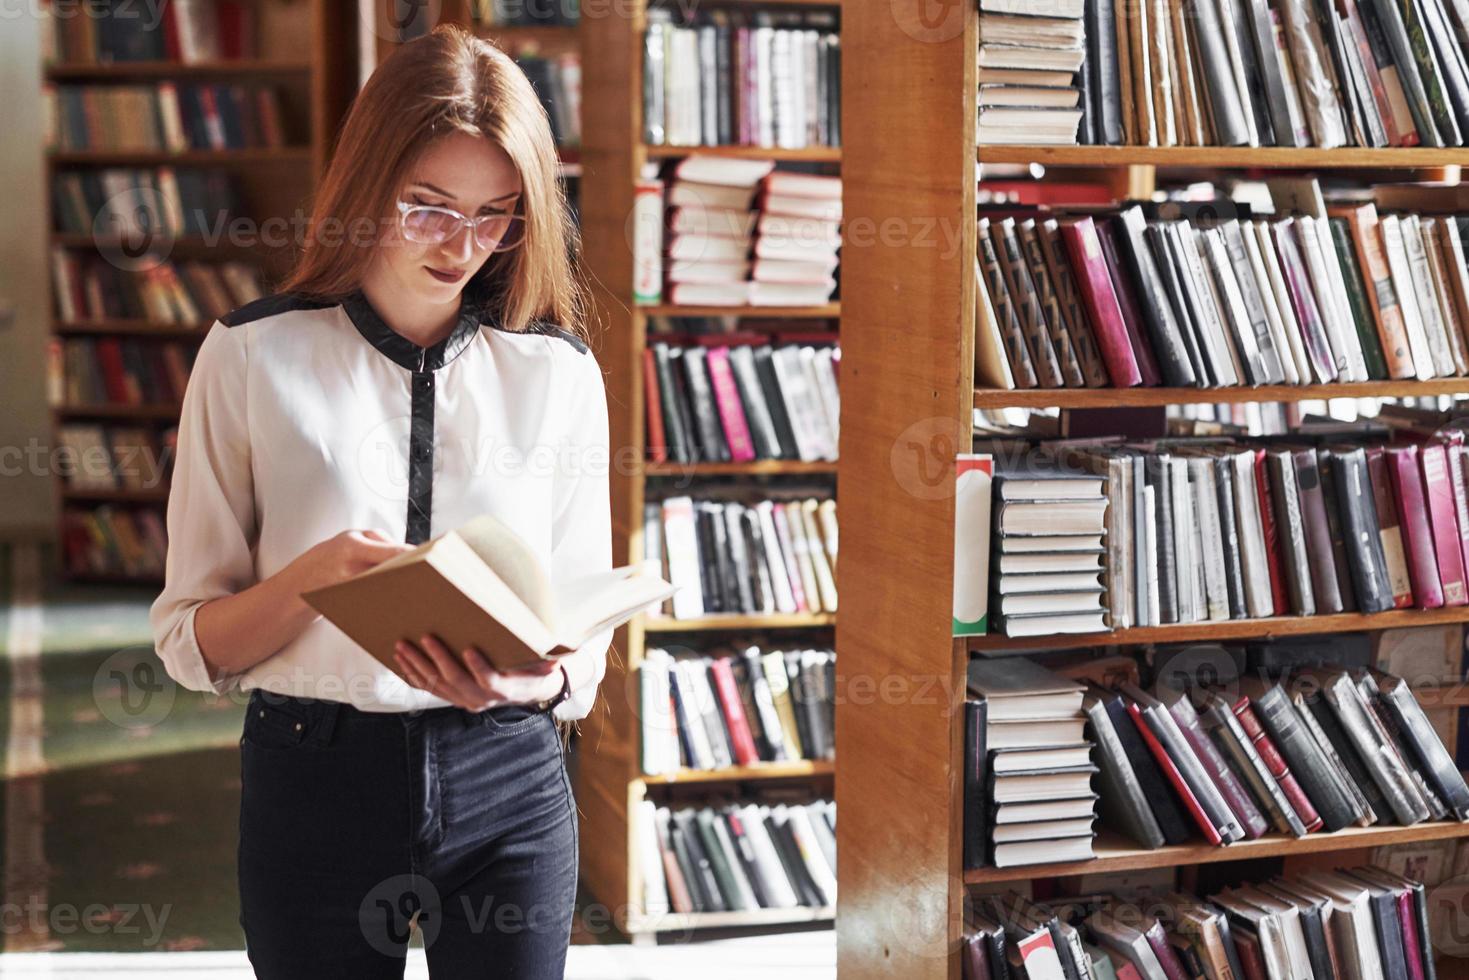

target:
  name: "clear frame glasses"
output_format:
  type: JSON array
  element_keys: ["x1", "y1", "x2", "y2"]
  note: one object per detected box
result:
[{"x1": 396, "y1": 200, "x2": 525, "y2": 252}]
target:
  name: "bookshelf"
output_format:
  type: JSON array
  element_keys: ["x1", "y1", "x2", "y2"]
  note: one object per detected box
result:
[
  {"x1": 42, "y1": 0, "x2": 356, "y2": 583},
  {"x1": 574, "y1": 0, "x2": 841, "y2": 944},
  {"x1": 841, "y1": 3, "x2": 1469, "y2": 978}
]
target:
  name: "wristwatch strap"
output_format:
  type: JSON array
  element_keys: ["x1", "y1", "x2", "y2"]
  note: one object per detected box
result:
[{"x1": 534, "y1": 665, "x2": 572, "y2": 713}]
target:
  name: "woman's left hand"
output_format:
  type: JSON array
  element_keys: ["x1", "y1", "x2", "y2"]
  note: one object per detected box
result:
[{"x1": 393, "y1": 634, "x2": 564, "y2": 711}]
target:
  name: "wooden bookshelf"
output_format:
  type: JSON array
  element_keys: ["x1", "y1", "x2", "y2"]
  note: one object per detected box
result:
[
  {"x1": 974, "y1": 378, "x2": 1469, "y2": 409},
  {"x1": 978, "y1": 145, "x2": 1469, "y2": 169},
  {"x1": 573, "y1": 0, "x2": 841, "y2": 943},
  {"x1": 644, "y1": 144, "x2": 841, "y2": 162},
  {"x1": 43, "y1": 0, "x2": 356, "y2": 585}
]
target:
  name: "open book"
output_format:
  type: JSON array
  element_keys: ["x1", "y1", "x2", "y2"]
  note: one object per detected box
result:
[{"x1": 302, "y1": 515, "x2": 675, "y2": 675}]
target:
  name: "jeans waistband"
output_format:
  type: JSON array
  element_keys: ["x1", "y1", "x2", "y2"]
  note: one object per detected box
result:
[{"x1": 245, "y1": 688, "x2": 547, "y2": 741}]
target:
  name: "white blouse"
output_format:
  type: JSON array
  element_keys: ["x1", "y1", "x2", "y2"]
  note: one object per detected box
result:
[{"x1": 148, "y1": 290, "x2": 613, "y2": 720}]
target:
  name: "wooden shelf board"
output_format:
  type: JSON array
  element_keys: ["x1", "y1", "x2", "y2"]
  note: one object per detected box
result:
[
  {"x1": 975, "y1": 378, "x2": 1469, "y2": 409},
  {"x1": 60, "y1": 487, "x2": 169, "y2": 504},
  {"x1": 963, "y1": 823, "x2": 1469, "y2": 885},
  {"x1": 626, "y1": 906, "x2": 834, "y2": 935},
  {"x1": 643, "y1": 144, "x2": 841, "y2": 162},
  {"x1": 51, "y1": 404, "x2": 182, "y2": 421},
  {"x1": 977, "y1": 145, "x2": 1469, "y2": 168},
  {"x1": 65, "y1": 571, "x2": 164, "y2": 587},
  {"x1": 969, "y1": 606, "x2": 1469, "y2": 652},
  {"x1": 54, "y1": 319, "x2": 211, "y2": 337},
  {"x1": 49, "y1": 233, "x2": 251, "y2": 253},
  {"x1": 474, "y1": 24, "x2": 580, "y2": 48},
  {"x1": 44, "y1": 60, "x2": 312, "y2": 79},
  {"x1": 638, "y1": 303, "x2": 840, "y2": 318},
  {"x1": 643, "y1": 460, "x2": 838, "y2": 477},
  {"x1": 644, "y1": 613, "x2": 836, "y2": 632},
  {"x1": 641, "y1": 760, "x2": 834, "y2": 785},
  {"x1": 49, "y1": 147, "x2": 312, "y2": 166}
]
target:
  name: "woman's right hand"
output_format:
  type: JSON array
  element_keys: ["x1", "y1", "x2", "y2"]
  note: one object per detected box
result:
[{"x1": 283, "y1": 529, "x2": 417, "y2": 597}]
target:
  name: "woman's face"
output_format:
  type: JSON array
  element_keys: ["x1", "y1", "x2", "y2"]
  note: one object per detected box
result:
[{"x1": 375, "y1": 131, "x2": 523, "y2": 308}]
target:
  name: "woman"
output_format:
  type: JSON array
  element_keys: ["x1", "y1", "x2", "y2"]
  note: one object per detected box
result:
[{"x1": 149, "y1": 26, "x2": 608, "y2": 979}]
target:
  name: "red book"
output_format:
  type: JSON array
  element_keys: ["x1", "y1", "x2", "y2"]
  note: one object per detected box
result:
[
  {"x1": 1419, "y1": 444, "x2": 1468, "y2": 606},
  {"x1": 1059, "y1": 216, "x2": 1144, "y2": 387},
  {"x1": 708, "y1": 658, "x2": 758, "y2": 766},
  {"x1": 1095, "y1": 220, "x2": 1165, "y2": 386},
  {"x1": 641, "y1": 348, "x2": 668, "y2": 463},
  {"x1": 94, "y1": 339, "x2": 130, "y2": 404},
  {"x1": 1387, "y1": 445, "x2": 1446, "y2": 609},
  {"x1": 1253, "y1": 450, "x2": 1289, "y2": 616},
  {"x1": 704, "y1": 347, "x2": 755, "y2": 463},
  {"x1": 1126, "y1": 702, "x2": 1221, "y2": 845},
  {"x1": 1116, "y1": 966, "x2": 1143, "y2": 980},
  {"x1": 1143, "y1": 921, "x2": 1190, "y2": 980},
  {"x1": 1447, "y1": 444, "x2": 1469, "y2": 599},
  {"x1": 1231, "y1": 697, "x2": 1324, "y2": 833},
  {"x1": 1233, "y1": 929, "x2": 1269, "y2": 980},
  {"x1": 1396, "y1": 887, "x2": 1426, "y2": 980},
  {"x1": 1366, "y1": 446, "x2": 1416, "y2": 608}
]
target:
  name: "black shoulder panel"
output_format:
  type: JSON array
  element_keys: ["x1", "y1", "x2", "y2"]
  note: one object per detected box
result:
[
  {"x1": 495, "y1": 320, "x2": 589, "y2": 354},
  {"x1": 220, "y1": 293, "x2": 336, "y2": 327}
]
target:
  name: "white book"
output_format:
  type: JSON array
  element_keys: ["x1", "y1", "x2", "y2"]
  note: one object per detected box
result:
[
  {"x1": 1231, "y1": 452, "x2": 1274, "y2": 618},
  {"x1": 641, "y1": 649, "x2": 678, "y2": 776},
  {"x1": 783, "y1": 501, "x2": 823, "y2": 613},
  {"x1": 1242, "y1": 220, "x2": 1302, "y2": 384},
  {"x1": 1173, "y1": 224, "x2": 1241, "y2": 386},
  {"x1": 1380, "y1": 215, "x2": 1439, "y2": 379},
  {"x1": 771, "y1": 346, "x2": 831, "y2": 461},
  {"x1": 661, "y1": 496, "x2": 706, "y2": 619},
  {"x1": 1297, "y1": 216, "x2": 1367, "y2": 382},
  {"x1": 739, "y1": 804, "x2": 799, "y2": 908},
  {"x1": 723, "y1": 505, "x2": 755, "y2": 614},
  {"x1": 1202, "y1": 228, "x2": 1265, "y2": 384},
  {"x1": 756, "y1": 501, "x2": 798, "y2": 614},
  {"x1": 800, "y1": 500, "x2": 838, "y2": 613},
  {"x1": 1253, "y1": 220, "x2": 1314, "y2": 384},
  {"x1": 1190, "y1": 458, "x2": 1231, "y2": 622},
  {"x1": 810, "y1": 348, "x2": 842, "y2": 452},
  {"x1": 1402, "y1": 214, "x2": 1459, "y2": 376},
  {"x1": 1311, "y1": 215, "x2": 1371, "y2": 380},
  {"x1": 785, "y1": 805, "x2": 837, "y2": 906},
  {"x1": 1169, "y1": 457, "x2": 1197, "y2": 623},
  {"x1": 1215, "y1": 0, "x2": 1261, "y2": 146},
  {"x1": 672, "y1": 660, "x2": 716, "y2": 769},
  {"x1": 637, "y1": 801, "x2": 671, "y2": 916},
  {"x1": 1143, "y1": 486, "x2": 1160, "y2": 627}
]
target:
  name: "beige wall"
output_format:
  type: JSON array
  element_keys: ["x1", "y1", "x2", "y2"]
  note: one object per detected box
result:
[{"x1": 0, "y1": 12, "x2": 55, "y2": 541}]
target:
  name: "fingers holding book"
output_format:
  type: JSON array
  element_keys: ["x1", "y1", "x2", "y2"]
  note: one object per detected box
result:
[{"x1": 393, "y1": 634, "x2": 563, "y2": 711}]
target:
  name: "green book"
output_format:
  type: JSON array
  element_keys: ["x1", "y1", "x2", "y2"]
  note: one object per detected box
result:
[{"x1": 1330, "y1": 218, "x2": 1390, "y2": 380}]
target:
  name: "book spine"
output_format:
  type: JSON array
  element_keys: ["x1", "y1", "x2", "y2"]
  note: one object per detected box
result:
[
  {"x1": 1231, "y1": 698, "x2": 1325, "y2": 832},
  {"x1": 1421, "y1": 443, "x2": 1468, "y2": 605},
  {"x1": 704, "y1": 347, "x2": 756, "y2": 463},
  {"x1": 1331, "y1": 448, "x2": 1396, "y2": 613},
  {"x1": 1253, "y1": 449, "x2": 1290, "y2": 616},
  {"x1": 1367, "y1": 445, "x2": 1417, "y2": 608},
  {"x1": 1096, "y1": 220, "x2": 1166, "y2": 385},
  {"x1": 1127, "y1": 701, "x2": 1223, "y2": 845},
  {"x1": 1169, "y1": 698, "x2": 1269, "y2": 838},
  {"x1": 1059, "y1": 217, "x2": 1143, "y2": 386}
]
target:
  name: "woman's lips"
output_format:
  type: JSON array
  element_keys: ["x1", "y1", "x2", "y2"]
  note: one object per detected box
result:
[{"x1": 426, "y1": 266, "x2": 465, "y2": 284}]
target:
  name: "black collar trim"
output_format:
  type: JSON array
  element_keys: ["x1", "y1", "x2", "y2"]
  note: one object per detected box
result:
[{"x1": 341, "y1": 290, "x2": 481, "y2": 373}]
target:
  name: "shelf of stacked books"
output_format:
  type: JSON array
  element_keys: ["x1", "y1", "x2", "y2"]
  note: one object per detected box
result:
[
  {"x1": 641, "y1": 759, "x2": 835, "y2": 785},
  {"x1": 41, "y1": 0, "x2": 353, "y2": 584},
  {"x1": 980, "y1": 146, "x2": 1469, "y2": 168}
]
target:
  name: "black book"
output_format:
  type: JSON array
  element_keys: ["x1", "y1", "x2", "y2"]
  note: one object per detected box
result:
[
  {"x1": 765, "y1": 813, "x2": 822, "y2": 908},
  {"x1": 1146, "y1": 224, "x2": 1213, "y2": 386},
  {"x1": 1378, "y1": 672, "x2": 1469, "y2": 819},
  {"x1": 681, "y1": 348, "x2": 730, "y2": 461},
  {"x1": 1302, "y1": 689, "x2": 1395, "y2": 823},
  {"x1": 1045, "y1": 917, "x2": 1083, "y2": 980},
  {"x1": 726, "y1": 345, "x2": 781, "y2": 459},
  {"x1": 693, "y1": 809, "x2": 744, "y2": 910},
  {"x1": 653, "y1": 344, "x2": 695, "y2": 463},
  {"x1": 1213, "y1": 456, "x2": 1250, "y2": 620},
  {"x1": 667, "y1": 662, "x2": 699, "y2": 768},
  {"x1": 1316, "y1": 453, "x2": 1360, "y2": 612},
  {"x1": 1294, "y1": 894, "x2": 1336, "y2": 980},
  {"x1": 714, "y1": 20, "x2": 734, "y2": 146},
  {"x1": 1102, "y1": 694, "x2": 1193, "y2": 844},
  {"x1": 673, "y1": 809, "x2": 725, "y2": 911},
  {"x1": 1245, "y1": 0, "x2": 1303, "y2": 146},
  {"x1": 784, "y1": 651, "x2": 816, "y2": 761},
  {"x1": 692, "y1": 506, "x2": 725, "y2": 613},
  {"x1": 1113, "y1": 209, "x2": 1199, "y2": 386},
  {"x1": 1359, "y1": 877, "x2": 1412, "y2": 980},
  {"x1": 1328, "y1": 448, "x2": 1395, "y2": 613},
  {"x1": 721, "y1": 505, "x2": 757, "y2": 613},
  {"x1": 1252, "y1": 685, "x2": 1357, "y2": 832},
  {"x1": 704, "y1": 503, "x2": 741, "y2": 611},
  {"x1": 1144, "y1": 454, "x2": 1179, "y2": 624},
  {"x1": 751, "y1": 346, "x2": 802, "y2": 458},
  {"x1": 963, "y1": 699, "x2": 989, "y2": 869},
  {"x1": 1366, "y1": 0, "x2": 1445, "y2": 145},
  {"x1": 1084, "y1": 689, "x2": 1166, "y2": 849},
  {"x1": 1078, "y1": 50, "x2": 1096, "y2": 145},
  {"x1": 1222, "y1": 0, "x2": 1275, "y2": 144},
  {"x1": 729, "y1": 654, "x2": 775, "y2": 762},
  {"x1": 720, "y1": 808, "x2": 770, "y2": 908},
  {"x1": 1089, "y1": 0, "x2": 1123, "y2": 144},
  {"x1": 1422, "y1": 0, "x2": 1469, "y2": 134}
]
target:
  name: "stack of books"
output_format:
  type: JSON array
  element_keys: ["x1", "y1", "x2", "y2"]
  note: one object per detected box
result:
[
  {"x1": 646, "y1": 495, "x2": 837, "y2": 620},
  {"x1": 50, "y1": 253, "x2": 262, "y2": 325},
  {"x1": 61, "y1": 507, "x2": 167, "y2": 579},
  {"x1": 976, "y1": 0, "x2": 1085, "y2": 145},
  {"x1": 1083, "y1": 670, "x2": 1469, "y2": 853},
  {"x1": 644, "y1": 337, "x2": 839, "y2": 464},
  {"x1": 975, "y1": 188, "x2": 1469, "y2": 392},
  {"x1": 48, "y1": 338, "x2": 194, "y2": 409},
  {"x1": 643, "y1": 8, "x2": 840, "y2": 150},
  {"x1": 52, "y1": 168, "x2": 238, "y2": 238},
  {"x1": 45, "y1": 1, "x2": 258, "y2": 64},
  {"x1": 964, "y1": 866, "x2": 1437, "y2": 979},
  {"x1": 638, "y1": 798, "x2": 836, "y2": 916},
  {"x1": 1066, "y1": 0, "x2": 1469, "y2": 148},
  {"x1": 640, "y1": 645, "x2": 835, "y2": 777},
  {"x1": 56, "y1": 424, "x2": 174, "y2": 493},
  {"x1": 989, "y1": 460, "x2": 1108, "y2": 637},
  {"x1": 44, "y1": 83, "x2": 289, "y2": 152},
  {"x1": 751, "y1": 172, "x2": 842, "y2": 306},
  {"x1": 964, "y1": 658, "x2": 1095, "y2": 869},
  {"x1": 1056, "y1": 435, "x2": 1469, "y2": 633},
  {"x1": 662, "y1": 156, "x2": 769, "y2": 306}
]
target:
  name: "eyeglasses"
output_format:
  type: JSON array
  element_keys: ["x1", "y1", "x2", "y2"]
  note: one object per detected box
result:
[{"x1": 396, "y1": 200, "x2": 525, "y2": 252}]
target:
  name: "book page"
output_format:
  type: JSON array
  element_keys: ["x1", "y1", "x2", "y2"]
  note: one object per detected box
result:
[
  {"x1": 453, "y1": 514, "x2": 556, "y2": 626},
  {"x1": 553, "y1": 563, "x2": 678, "y2": 648}
]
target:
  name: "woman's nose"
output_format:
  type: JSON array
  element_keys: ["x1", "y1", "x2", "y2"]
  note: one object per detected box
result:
[{"x1": 443, "y1": 223, "x2": 475, "y2": 263}]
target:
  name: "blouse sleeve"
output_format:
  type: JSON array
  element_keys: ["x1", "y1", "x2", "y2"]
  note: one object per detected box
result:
[
  {"x1": 550, "y1": 342, "x2": 614, "y2": 722},
  {"x1": 148, "y1": 322, "x2": 257, "y2": 695}
]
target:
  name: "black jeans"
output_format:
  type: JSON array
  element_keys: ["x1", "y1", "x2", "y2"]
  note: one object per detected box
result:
[{"x1": 237, "y1": 688, "x2": 578, "y2": 979}]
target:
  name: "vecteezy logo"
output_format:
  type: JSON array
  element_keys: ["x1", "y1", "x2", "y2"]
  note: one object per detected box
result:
[
  {"x1": 892, "y1": 0, "x2": 967, "y2": 44},
  {"x1": 94, "y1": 646, "x2": 177, "y2": 730},
  {"x1": 374, "y1": 0, "x2": 443, "y2": 41},
  {"x1": 93, "y1": 186, "x2": 172, "y2": 273},
  {"x1": 359, "y1": 874, "x2": 441, "y2": 955},
  {"x1": 890, "y1": 416, "x2": 966, "y2": 501}
]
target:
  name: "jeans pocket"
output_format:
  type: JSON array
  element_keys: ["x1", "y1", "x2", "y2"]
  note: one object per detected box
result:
[
  {"x1": 479, "y1": 703, "x2": 546, "y2": 736},
  {"x1": 241, "y1": 693, "x2": 312, "y2": 751}
]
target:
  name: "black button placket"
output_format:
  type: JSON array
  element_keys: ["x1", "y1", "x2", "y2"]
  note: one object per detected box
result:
[{"x1": 407, "y1": 358, "x2": 435, "y2": 545}]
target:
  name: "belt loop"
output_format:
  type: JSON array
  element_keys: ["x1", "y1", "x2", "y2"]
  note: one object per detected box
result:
[{"x1": 315, "y1": 700, "x2": 342, "y2": 746}]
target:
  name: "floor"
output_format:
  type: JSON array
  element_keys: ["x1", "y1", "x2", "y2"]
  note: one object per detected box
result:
[{"x1": 0, "y1": 542, "x2": 835, "y2": 978}]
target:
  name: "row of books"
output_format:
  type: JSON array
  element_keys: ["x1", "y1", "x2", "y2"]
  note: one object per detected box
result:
[
  {"x1": 643, "y1": 9, "x2": 840, "y2": 150},
  {"x1": 52, "y1": 168, "x2": 238, "y2": 238},
  {"x1": 963, "y1": 868, "x2": 1436, "y2": 980},
  {"x1": 61, "y1": 506, "x2": 167, "y2": 579},
  {"x1": 51, "y1": 252, "x2": 263, "y2": 324},
  {"x1": 637, "y1": 156, "x2": 842, "y2": 307},
  {"x1": 976, "y1": 197, "x2": 1469, "y2": 392},
  {"x1": 45, "y1": 0, "x2": 255, "y2": 64},
  {"x1": 470, "y1": 0, "x2": 577, "y2": 26},
  {"x1": 1049, "y1": 0, "x2": 1469, "y2": 148},
  {"x1": 640, "y1": 646, "x2": 835, "y2": 776},
  {"x1": 57, "y1": 424, "x2": 175, "y2": 492},
  {"x1": 47, "y1": 338, "x2": 194, "y2": 408},
  {"x1": 637, "y1": 798, "x2": 835, "y2": 916},
  {"x1": 647, "y1": 495, "x2": 837, "y2": 620},
  {"x1": 976, "y1": 0, "x2": 1086, "y2": 145},
  {"x1": 965, "y1": 658, "x2": 1097, "y2": 869},
  {"x1": 44, "y1": 83, "x2": 292, "y2": 153},
  {"x1": 517, "y1": 53, "x2": 580, "y2": 148},
  {"x1": 645, "y1": 338, "x2": 839, "y2": 465}
]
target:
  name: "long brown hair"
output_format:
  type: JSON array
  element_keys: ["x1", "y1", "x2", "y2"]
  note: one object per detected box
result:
[{"x1": 280, "y1": 25, "x2": 586, "y2": 339}]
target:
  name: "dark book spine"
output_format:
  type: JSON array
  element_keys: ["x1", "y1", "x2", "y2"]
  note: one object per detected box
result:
[
  {"x1": 1145, "y1": 455, "x2": 1179, "y2": 623},
  {"x1": 1214, "y1": 457, "x2": 1250, "y2": 620},
  {"x1": 1113, "y1": 209, "x2": 1198, "y2": 387},
  {"x1": 1096, "y1": 220, "x2": 1166, "y2": 386},
  {"x1": 1092, "y1": 0, "x2": 1123, "y2": 144},
  {"x1": 1366, "y1": 0, "x2": 1445, "y2": 145},
  {"x1": 1329, "y1": 448, "x2": 1396, "y2": 612},
  {"x1": 1104, "y1": 696, "x2": 1193, "y2": 844},
  {"x1": 963, "y1": 700, "x2": 988, "y2": 869},
  {"x1": 1399, "y1": 0, "x2": 1464, "y2": 143},
  {"x1": 1253, "y1": 688, "x2": 1356, "y2": 832},
  {"x1": 1331, "y1": 218, "x2": 1392, "y2": 378},
  {"x1": 1294, "y1": 449, "x2": 1348, "y2": 613},
  {"x1": 1317, "y1": 450, "x2": 1361, "y2": 612}
]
